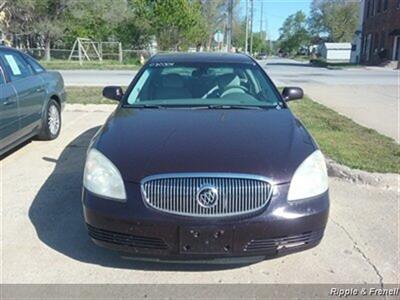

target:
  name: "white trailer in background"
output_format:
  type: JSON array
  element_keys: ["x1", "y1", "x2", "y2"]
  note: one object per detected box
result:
[{"x1": 320, "y1": 43, "x2": 352, "y2": 63}]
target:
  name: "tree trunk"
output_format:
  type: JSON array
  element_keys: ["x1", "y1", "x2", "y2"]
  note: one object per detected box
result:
[
  {"x1": 207, "y1": 33, "x2": 213, "y2": 51},
  {"x1": 44, "y1": 38, "x2": 51, "y2": 61},
  {"x1": 0, "y1": 2, "x2": 7, "y2": 13}
]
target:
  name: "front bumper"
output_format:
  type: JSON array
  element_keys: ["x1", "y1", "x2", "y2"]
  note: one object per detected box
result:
[{"x1": 82, "y1": 182, "x2": 329, "y2": 261}]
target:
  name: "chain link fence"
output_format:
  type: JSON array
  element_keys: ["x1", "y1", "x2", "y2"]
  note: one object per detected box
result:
[{"x1": 25, "y1": 48, "x2": 154, "y2": 64}]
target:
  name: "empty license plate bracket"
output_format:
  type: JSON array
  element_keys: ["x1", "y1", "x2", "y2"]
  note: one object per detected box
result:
[{"x1": 179, "y1": 226, "x2": 233, "y2": 254}]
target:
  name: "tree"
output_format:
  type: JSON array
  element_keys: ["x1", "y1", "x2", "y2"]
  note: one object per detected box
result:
[
  {"x1": 135, "y1": 0, "x2": 207, "y2": 51},
  {"x1": 252, "y1": 32, "x2": 271, "y2": 54},
  {"x1": 199, "y1": 0, "x2": 227, "y2": 50},
  {"x1": 1, "y1": 0, "x2": 141, "y2": 52},
  {"x1": 114, "y1": 0, "x2": 153, "y2": 49},
  {"x1": 308, "y1": 0, "x2": 359, "y2": 42},
  {"x1": 0, "y1": 0, "x2": 34, "y2": 35},
  {"x1": 0, "y1": 1, "x2": 7, "y2": 13},
  {"x1": 31, "y1": 0, "x2": 69, "y2": 60},
  {"x1": 64, "y1": 0, "x2": 129, "y2": 48},
  {"x1": 232, "y1": 19, "x2": 245, "y2": 51},
  {"x1": 0, "y1": 0, "x2": 68, "y2": 59},
  {"x1": 278, "y1": 11, "x2": 310, "y2": 54}
]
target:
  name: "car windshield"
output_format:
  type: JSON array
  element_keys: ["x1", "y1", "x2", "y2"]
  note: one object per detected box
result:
[{"x1": 125, "y1": 62, "x2": 281, "y2": 107}]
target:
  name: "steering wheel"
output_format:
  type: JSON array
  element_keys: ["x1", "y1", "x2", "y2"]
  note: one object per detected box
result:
[{"x1": 220, "y1": 85, "x2": 248, "y2": 98}]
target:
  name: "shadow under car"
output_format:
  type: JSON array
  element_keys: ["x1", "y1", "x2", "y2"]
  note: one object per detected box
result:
[{"x1": 28, "y1": 127, "x2": 255, "y2": 271}]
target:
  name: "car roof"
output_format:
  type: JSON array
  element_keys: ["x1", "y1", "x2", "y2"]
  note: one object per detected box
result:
[
  {"x1": 0, "y1": 46, "x2": 27, "y2": 57},
  {"x1": 149, "y1": 52, "x2": 254, "y2": 64},
  {"x1": 0, "y1": 46, "x2": 19, "y2": 52}
]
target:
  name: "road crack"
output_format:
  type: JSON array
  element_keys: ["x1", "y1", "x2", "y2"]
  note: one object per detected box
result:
[{"x1": 330, "y1": 217, "x2": 384, "y2": 288}]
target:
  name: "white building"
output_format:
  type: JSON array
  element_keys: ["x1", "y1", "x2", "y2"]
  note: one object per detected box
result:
[{"x1": 320, "y1": 43, "x2": 352, "y2": 62}]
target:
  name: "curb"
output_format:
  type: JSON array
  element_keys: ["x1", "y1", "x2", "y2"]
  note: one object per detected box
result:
[
  {"x1": 65, "y1": 103, "x2": 117, "y2": 112},
  {"x1": 326, "y1": 158, "x2": 398, "y2": 190},
  {"x1": 65, "y1": 104, "x2": 399, "y2": 190}
]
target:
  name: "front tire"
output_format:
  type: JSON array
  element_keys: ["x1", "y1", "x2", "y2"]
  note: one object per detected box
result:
[{"x1": 37, "y1": 99, "x2": 61, "y2": 140}]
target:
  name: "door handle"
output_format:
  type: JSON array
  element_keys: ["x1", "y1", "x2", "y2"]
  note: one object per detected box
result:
[
  {"x1": 3, "y1": 98, "x2": 17, "y2": 106},
  {"x1": 35, "y1": 87, "x2": 44, "y2": 92}
]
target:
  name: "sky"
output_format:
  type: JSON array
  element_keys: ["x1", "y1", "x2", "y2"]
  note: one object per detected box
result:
[{"x1": 239, "y1": 0, "x2": 312, "y2": 41}]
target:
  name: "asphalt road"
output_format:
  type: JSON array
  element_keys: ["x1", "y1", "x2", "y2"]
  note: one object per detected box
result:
[
  {"x1": 263, "y1": 57, "x2": 398, "y2": 86},
  {"x1": 1, "y1": 107, "x2": 398, "y2": 284},
  {"x1": 59, "y1": 57, "x2": 398, "y2": 87},
  {"x1": 59, "y1": 57, "x2": 399, "y2": 142}
]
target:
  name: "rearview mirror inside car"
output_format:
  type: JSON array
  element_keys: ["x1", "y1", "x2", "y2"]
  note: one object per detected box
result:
[
  {"x1": 103, "y1": 86, "x2": 124, "y2": 101},
  {"x1": 282, "y1": 87, "x2": 304, "y2": 101}
]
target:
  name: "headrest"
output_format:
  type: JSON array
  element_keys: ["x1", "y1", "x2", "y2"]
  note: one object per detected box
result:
[
  {"x1": 161, "y1": 74, "x2": 185, "y2": 88},
  {"x1": 217, "y1": 73, "x2": 241, "y2": 90}
]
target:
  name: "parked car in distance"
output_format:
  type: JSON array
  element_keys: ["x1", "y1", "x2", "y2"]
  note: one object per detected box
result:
[
  {"x1": 83, "y1": 53, "x2": 329, "y2": 263},
  {"x1": 256, "y1": 52, "x2": 268, "y2": 60},
  {"x1": 0, "y1": 46, "x2": 66, "y2": 156}
]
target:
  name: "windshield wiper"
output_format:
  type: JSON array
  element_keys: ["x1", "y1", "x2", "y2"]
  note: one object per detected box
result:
[
  {"x1": 126, "y1": 104, "x2": 214, "y2": 110},
  {"x1": 123, "y1": 104, "x2": 168, "y2": 109},
  {"x1": 205, "y1": 105, "x2": 269, "y2": 110},
  {"x1": 123, "y1": 104, "x2": 275, "y2": 110}
]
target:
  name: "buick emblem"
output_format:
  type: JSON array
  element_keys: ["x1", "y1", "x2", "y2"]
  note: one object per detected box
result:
[{"x1": 196, "y1": 185, "x2": 218, "y2": 208}]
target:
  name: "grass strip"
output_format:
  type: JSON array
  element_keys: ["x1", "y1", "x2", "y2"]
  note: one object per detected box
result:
[{"x1": 41, "y1": 59, "x2": 140, "y2": 70}]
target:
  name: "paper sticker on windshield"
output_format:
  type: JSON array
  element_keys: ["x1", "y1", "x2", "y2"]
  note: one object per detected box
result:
[
  {"x1": 4, "y1": 55, "x2": 22, "y2": 76},
  {"x1": 149, "y1": 62, "x2": 175, "y2": 67}
]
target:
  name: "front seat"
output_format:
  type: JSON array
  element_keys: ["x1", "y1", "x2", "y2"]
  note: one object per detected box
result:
[
  {"x1": 153, "y1": 74, "x2": 191, "y2": 100},
  {"x1": 217, "y1": 73, "x2": 245, "y2": 97}
]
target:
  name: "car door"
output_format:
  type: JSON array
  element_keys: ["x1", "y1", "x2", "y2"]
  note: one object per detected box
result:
[
  {"x1": 0, "y1": 50, "x2": 46, "y2": 136},
  {"x1": 0, "y1": 58, "x2": 20, "y2": 151}
]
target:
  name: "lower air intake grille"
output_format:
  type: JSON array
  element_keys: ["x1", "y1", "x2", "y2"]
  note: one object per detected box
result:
[
  {"x1": 244, "y1": 230, "x2": 324, "y2": 252},
  {"x1": 87, "y1": 224, "x2": 168, "y2": 250}
]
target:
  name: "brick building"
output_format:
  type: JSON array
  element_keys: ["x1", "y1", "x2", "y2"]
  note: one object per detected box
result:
[{"x1": 361, "y1": 0, "x2": 400, "y2": 65}]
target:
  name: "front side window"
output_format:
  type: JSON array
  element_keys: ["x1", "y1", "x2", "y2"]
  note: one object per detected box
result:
[
  {"x1": 126, "y1": 63, "x2": 281, "y2": 108},
  {"x1": 0, "y1": 52, "x2": 33, "y2": 81}
]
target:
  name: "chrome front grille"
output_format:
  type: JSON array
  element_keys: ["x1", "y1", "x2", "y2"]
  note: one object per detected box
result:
[{"x1": 141, "y1": 173, "x2": 273, "y2": 217}]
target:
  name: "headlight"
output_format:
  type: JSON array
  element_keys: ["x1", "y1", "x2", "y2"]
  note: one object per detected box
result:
[
  {"x1": 83, "y1": 148, "x2": 126, "y2": 201},
  {"x1": 287, "y1": 150, "x2": 328, "y2": 201}
]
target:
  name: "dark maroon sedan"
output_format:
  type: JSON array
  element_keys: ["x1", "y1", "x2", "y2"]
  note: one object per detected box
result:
[{"x1": 82, "y1": 53, "x2": 329, "y2": 263}]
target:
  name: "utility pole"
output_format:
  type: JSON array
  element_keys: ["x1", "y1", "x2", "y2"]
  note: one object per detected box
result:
[
  {"x1": 249, "y1": 0, "x2": 253, "y2": 55},
  {"x1": 226, "y1": 0, "x2": 233, "y2": 52},
  {"x1": 260, "y1": 1, "x2": 263, "y2": 36},
  {"x1": 245, "y1": 0, "x2": 249, "y2": 53}
]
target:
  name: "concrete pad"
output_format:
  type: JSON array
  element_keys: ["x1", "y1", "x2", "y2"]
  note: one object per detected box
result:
[{"x1": 1, "y1": 110, "x2": 398, "y2": 284}]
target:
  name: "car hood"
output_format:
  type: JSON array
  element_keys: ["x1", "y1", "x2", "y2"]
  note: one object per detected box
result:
[{"x1": 93, "y1": 107, "x2": 317, "y2": 184}]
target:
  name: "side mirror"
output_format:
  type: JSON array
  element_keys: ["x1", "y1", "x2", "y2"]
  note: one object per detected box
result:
[
  {"x1": 282, "y1": 87, "x2": 303, "y2": 101},
  {"x1": 103, "y1": 86, "x2": 123, "y2": 101}
]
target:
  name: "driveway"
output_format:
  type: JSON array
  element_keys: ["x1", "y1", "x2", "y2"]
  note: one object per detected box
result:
[
  {"x1": 59, "y1": 59, "x2": 399, "y2": 142},
  {"x1": 1, "y1": 107, "x2": 398, "y2": 284}
]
